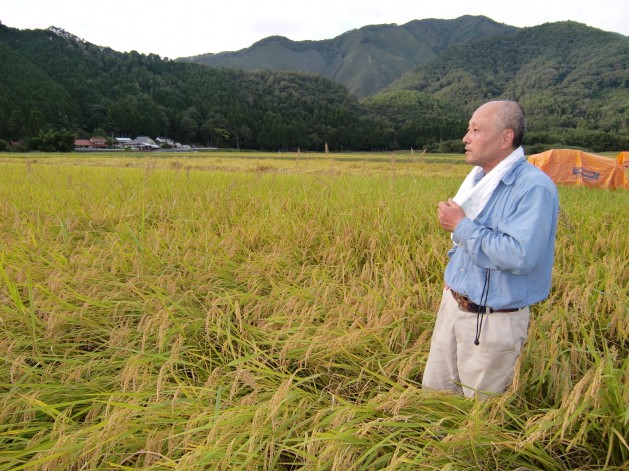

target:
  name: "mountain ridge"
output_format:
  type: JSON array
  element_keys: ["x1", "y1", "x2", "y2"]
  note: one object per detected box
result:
[
  {"x1": 386, "y1": 21, "x2": 629, "y2": 131},
  {"x1": 0, "y1": 18, "x2": 627, "y2": 152},
  {"x1": 180, "y1": 15, "x2": 518, "y2": 98}
]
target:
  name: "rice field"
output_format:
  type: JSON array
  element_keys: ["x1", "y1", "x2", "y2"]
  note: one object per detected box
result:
[{"x1": 0, "y1": 151, "x2": 627, "y2": 470}]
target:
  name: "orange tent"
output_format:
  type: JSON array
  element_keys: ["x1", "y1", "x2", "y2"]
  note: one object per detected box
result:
[
  {"x1": 528, "y1": 149, "x2": 628, "y2": 189},
  {"x1": 617, "y1": 152, "x2": 629, "y2": 169}
]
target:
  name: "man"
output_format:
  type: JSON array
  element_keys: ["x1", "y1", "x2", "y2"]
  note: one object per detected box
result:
[{"x1": 422, "y1": 100, "x2": 559, "y2": 398}]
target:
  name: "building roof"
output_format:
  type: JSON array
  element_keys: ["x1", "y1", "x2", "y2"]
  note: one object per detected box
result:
[
  {"x1": 128, "y1": 136, "x2": 155, "y2": 145},
  {"x1": 90, "y1": 136, "x2": 107, "y2": 145}
]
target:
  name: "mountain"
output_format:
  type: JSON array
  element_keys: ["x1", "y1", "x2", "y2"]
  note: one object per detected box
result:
[
  {"x1": 0, "y1": 23, "x2": 379, "y2": 151},
  {"x1": 0, "y1": 40, "x2": 83, "y2": 135},
  {"x1": 0, "y1": 19, "x2": 627, "y2": 153},
  {"x1": 180, "y1": 16, "x2": 517, "y2": 99},
  {"x1": 387, "y1": 21, "x2": 629, "y2": 134}
]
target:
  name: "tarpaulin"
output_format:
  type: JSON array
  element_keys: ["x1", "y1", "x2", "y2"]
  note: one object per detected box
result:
[
  {"x1": 616, "y1": 151, "x2": 629, "y2": 169},
  {"x1": 528, "y1": 149, "x2": 628, "y2": 189}
]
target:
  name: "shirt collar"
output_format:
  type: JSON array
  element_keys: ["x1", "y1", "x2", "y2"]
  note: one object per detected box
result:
[{"x1": 501, "y1": 147, "x2": 526, "y2": 186}]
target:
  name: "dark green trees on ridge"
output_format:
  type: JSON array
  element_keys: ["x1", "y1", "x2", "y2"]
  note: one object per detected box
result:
[{"x1": 1, "y1": 18, "x2": 627, "y2": 152}]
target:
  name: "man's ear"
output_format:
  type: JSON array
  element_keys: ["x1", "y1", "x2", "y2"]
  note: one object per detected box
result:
[{"x1": 502, "y1": 128, "x2": 515, "y2": 149}]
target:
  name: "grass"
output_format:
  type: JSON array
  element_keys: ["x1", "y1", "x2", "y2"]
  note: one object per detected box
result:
[{"x1": 0, "y1": 151, "x2": 627, "y2": 470}]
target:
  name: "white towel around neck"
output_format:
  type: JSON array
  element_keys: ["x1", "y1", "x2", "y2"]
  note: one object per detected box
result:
[{"x1": 453, "y1": 146, "x2": 524, "y2": 222}]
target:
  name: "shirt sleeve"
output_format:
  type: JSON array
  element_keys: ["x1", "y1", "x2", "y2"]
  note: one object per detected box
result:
[{"x1": 451, "y1": 184, "x2": 557, "y2": 275}]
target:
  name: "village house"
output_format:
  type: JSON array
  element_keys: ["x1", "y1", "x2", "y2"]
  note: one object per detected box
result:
[
  {"x1": 125, "y1": 136, "x2": 161, "y2": 151},
  {"x1": 115, "y1": 137, "x2": 132, "y2": 146},
  {"x1": 73, "y1": 135, "x2": 194, "y2": 152},
  {"x1": 156, "y1": 137, "x2": 177, "y2": 148},
  {"x1": 74, "y1": 136, "x2": 108, "y2": 149}
]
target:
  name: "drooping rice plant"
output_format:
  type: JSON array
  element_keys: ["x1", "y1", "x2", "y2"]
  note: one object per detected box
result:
[{"x1": 0, "y1": 152, "x2": 626, "y2": 470}]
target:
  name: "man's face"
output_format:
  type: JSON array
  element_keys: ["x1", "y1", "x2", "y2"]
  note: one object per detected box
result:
[{"x1": 462, "y1": 103, "x2": 507, "y2": 172}]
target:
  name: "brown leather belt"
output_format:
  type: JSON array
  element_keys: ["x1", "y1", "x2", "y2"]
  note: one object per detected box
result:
[{"x1": 450, "y1": 289, "x2": 522, "y2": 313}]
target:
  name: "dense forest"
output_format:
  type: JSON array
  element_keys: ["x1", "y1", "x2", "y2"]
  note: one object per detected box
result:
[
  {"x1": 387, "y1": 21, "x2": 629, "y2": 152},
  {"x1": 0, "y1": 18, "x2": 627, "y2": 153},
  {"x1": 0, "y1": 25, "x2": 373, "y2": 152}
]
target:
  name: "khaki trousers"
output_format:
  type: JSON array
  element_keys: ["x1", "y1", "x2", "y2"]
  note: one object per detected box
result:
[{"x1": 422, "y1": 288, "x2": 530, "y2": 398}]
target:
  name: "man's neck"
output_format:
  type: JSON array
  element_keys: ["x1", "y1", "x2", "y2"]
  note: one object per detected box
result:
[{"x1": 481, "y1": 147, "x2": 517, "y2": 173}]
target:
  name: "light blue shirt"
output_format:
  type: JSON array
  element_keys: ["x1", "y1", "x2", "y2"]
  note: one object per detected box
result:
[{"x1": 445, "y1": 157, "x2": 559, "y2": 309}]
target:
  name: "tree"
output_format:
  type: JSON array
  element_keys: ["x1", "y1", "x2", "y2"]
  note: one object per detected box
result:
[
  {"x1": 28, "y1": 129, "x2": 75, "y2": 152},
  {"x1": 8, "y1": 109, "x2": 27, "y2": 140}
]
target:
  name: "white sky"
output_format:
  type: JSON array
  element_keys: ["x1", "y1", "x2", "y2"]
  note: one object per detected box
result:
[{"x1": 3, "y1": 0, "x2": 628, "y2": 58}]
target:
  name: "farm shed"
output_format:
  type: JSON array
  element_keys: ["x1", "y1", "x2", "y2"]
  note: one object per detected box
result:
[{"x1": 528, "y1": 149, "x2": 628, "y2": 189}]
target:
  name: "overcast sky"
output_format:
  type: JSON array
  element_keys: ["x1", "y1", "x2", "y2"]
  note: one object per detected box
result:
[{"x1": 3, "y1": 0, "x2": 628, "y2": 58}]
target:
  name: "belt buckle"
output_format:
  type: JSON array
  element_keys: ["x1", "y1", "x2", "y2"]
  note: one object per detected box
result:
[
  {"x1": 457, "y1": 298, "x2": 468, "y2": 312},
  {"x1": 454, "y1": 291, "x2": 486, "y2": 313},
  {"x1": 456, "y1": 295, "x2": 473, "y2": 313}
]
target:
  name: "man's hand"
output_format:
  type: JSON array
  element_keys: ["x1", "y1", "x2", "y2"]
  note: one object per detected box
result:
[{"x1": 437, "y1": 198, "x2": 466, "y2": 232}]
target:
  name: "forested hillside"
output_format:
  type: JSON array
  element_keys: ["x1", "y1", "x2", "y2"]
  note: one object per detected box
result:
[
  {"x1": 388, "y1": 21, "x2": 629, "y2": 151},
  {"x1": 0, "y1": 24, "x2": 376, "y2": 151},
  {"x1": 0, "y1": 19, "x2": 627, "y2": 153},
  {"x1": 182, "y1": 16, "x2": 516, "y2": 99}
]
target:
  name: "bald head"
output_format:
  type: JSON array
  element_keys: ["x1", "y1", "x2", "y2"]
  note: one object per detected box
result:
[
  {"x1": 477, "y1": 101, "x2": 527, "y2": 149},
  {"x1": 463, "y1": 100, "x2": 527, "y2": 172}
]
